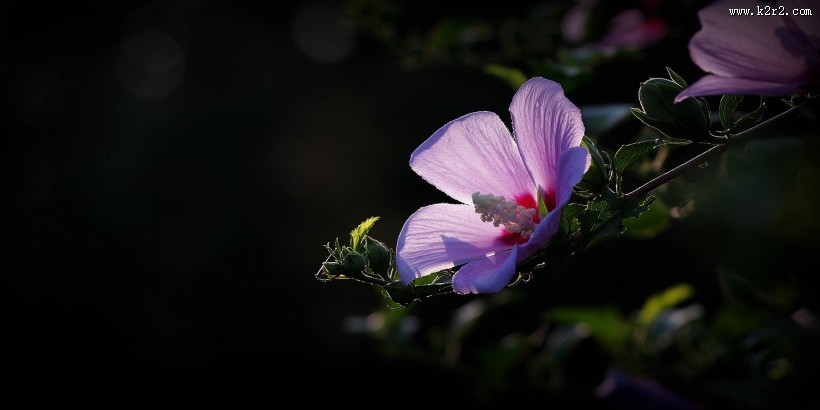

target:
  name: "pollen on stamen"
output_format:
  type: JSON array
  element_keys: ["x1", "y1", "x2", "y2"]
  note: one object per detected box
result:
[{"x1": 472, "y1": 192, "x2": 538, "y2": 238}]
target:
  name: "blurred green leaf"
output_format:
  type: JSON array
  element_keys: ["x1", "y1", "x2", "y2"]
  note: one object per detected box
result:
[
  {"x1": 637, "y1": 283, "x2": 694, "y2": 327},
  {"x1": 483, "y1": 64, "x2": 527, "y2": 89},
  {"x1": 718, "y1": 271, "x2": 770, "y2": 307},
  {"x1": 623, "y1": 197, "x2": 670, "y2": 239},
  {"x1": 475, "y1": 334, "x2": 531, "y2": 384},
  {"x1": 719, "y1": 94, "x2": 744, "y2": 130},
  {"x1": 580, "y1": 195, "x2": 655, "y2": 241},
  {"x1": 552, "y1": 307, "x2": 628, "y2": 348}
]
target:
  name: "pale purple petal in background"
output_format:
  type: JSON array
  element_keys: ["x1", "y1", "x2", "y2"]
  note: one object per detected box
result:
[
  {"x1": 677, "y1": 0, "x2": 819, "y2": 101},
  {"x1": 410, "y1": 111, "x2": 535, "y2": 205},
  {"x1": 675, "y1": 75, "x2": 804, "y2": 102},
  {"x1": 597, "y1": 9, "x2": 667, "y2": 50},
  {"x1": 782, "y1": 0, "x2": 820, "y2": 49}
]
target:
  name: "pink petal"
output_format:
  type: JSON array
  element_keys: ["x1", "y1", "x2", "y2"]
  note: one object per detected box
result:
[
  {"x1": 689, "y1": 0, "x2": 817, "y2": 83},
  {"x1": 410, "y1": 111, "x2": 535, "y2": 205},
  {"x1": 452, "y1": 246, "x2": 519, "y2": 294},
  {"x1": 675, "y1": 75, "x2": 805, "y2": 102},
  {"x1": 556, "y1": 146, "x2": 592, "y2": 207},
  {"x1": 396, "y1": 203, "x2": 510, "y2": 284},
  {"x1": 510, "y1": 77, "x2": 585, "y2": 199}
]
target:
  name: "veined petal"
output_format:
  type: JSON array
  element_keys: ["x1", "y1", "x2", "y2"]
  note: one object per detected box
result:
[
  {"x1": 675, "y1": 75, "x2": 804, "y2": 102},
  {"x1": 410, "y1": 111, "x2": 535, "y2": 205},
  {"x1": 452, "y1": 246, "x2": 518, "y2": 294},
  {"x1": 510, "y1": 78, "x2": 585, "y2": 197},
  {"x1": 397, "y1": 203, "x2": 511, "y2": 284},
  {"x1": 689, "y1": 0, "x2": 817, "y2": 83}
]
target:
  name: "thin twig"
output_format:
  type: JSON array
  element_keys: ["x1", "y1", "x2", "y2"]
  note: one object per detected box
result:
[{"x1": 623, "y1": 97, "x2": 815, "y2": 199}]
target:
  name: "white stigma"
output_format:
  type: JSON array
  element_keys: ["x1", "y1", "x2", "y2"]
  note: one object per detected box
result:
[{"x1": 472, "y1": 192, "x2": 537, "y2": 238}]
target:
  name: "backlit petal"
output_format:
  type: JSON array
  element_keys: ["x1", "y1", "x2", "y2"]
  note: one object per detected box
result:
[
  {"x1": 511, "y1": 78, "x2": 585, "y2": 196},
  {"x1": 410, "y1": 111, "x2": 535, "y2": 205},
  {"x1": 397, "y1": 203, "x2": 510, "y2": 284},
  {"x1": 675, "y1": 75, "x2": 804, "y2": 102},
  {"x1": 452, "y1": 246, "x2": 519, "y2": 294},
  {"x1": 688, "y1": 0, "x2": 818, "y2": 83}
]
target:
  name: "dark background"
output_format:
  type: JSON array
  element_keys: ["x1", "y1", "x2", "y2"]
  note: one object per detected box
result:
[{"x1": 4, "y1": 0, "x2": 819, "y2": 403}]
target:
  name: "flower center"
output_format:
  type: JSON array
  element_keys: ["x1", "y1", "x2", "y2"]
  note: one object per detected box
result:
[{"x1": 472, "y1": 192, "x2": 539, "y2": 239}]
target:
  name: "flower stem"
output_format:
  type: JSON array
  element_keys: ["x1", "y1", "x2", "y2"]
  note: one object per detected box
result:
[{"x1": 623, "y1": 97, "x2": 816, "y2": 200}]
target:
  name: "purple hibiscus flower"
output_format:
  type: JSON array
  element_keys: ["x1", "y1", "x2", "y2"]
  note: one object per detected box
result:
[
  {"x1": 676, "y1": 0, "x2": 820, "y2": 102},
  {"x1": 396, "y1": 78, "x2": 591, "y2": 294}
]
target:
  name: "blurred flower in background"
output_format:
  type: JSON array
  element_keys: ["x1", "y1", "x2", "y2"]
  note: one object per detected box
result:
[{"x1": 676, "y1": 0, "x2": 820, "y2": 101}]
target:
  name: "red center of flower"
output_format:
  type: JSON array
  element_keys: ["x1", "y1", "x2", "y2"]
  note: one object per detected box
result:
[{"x1": 496, "y1": 189, "x2": 557, "y2": 246}]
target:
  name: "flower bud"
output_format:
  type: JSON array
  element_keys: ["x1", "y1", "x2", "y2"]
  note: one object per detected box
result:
[
  {"x1": 364, "y1": 236, "x2": 391, "y2": 279},
  {"x1": 342, "y1": 251, "x2": 367, "y2": 273}
]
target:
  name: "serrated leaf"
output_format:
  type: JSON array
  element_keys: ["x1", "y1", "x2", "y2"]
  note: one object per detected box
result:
[
  {"x1": 733, "y1": 97, "x2": 767, "y2": 128},
  {"x1": 350, "y1": 216, "x2": 380, "y2": 251},
  {"x1": 580, "y1": 196, "x2": 655, "y2": 241},
  {"x1": 383, "y1": 276, "x2": 453, "y2": 306},
  {"x1": 614, "y1": 140, "x2": 660, "y2": 175},
  {"x1": 561, "y1": 203, "x2": 585, "y2": 238},
  {"x1": 719, "y1": 94, "x2": 744, "y2": 130},
  {"x1": 623, "y1": 198, "x2": 670, "y2": 239},
  {"x1": 637, "y1": 283, "x2": 694, "y2": 327},
  {"x1": 483, "y1": 64, "x2": 527, "y2": 89},
  {"x1": 666, "y1": 67, "x2": 687, "y2": 87}
]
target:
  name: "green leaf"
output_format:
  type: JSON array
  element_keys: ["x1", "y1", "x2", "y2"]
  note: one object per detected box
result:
[
  {"x1": 614, "y1": 139, "x2": 659, "y2": 175},
  {"x1": 666, "y1": 67, "x2": 687, "y2": 87},
  {"x1": 718, "y1": 270, "x2": 770, "y2": 307},
  {"x1": 483, "y1": 64, "x2": 527, "y2": 89},
  {"x1": 551, "y1": 307, "x2": 628, "y2": 348},
  {"x1": 580, "y1": 136, "x2": 609, "y2": 188},
  {"x1": 635, "y1": 77, "x2": 710, "y2": 141},
  {"x1": 580, "y1": 195, "x2": 655, "y2": 241},
  {"x1": 636, "y1": 283, "x2": 694, "y2": 327},
  {"x1": 719, "y1": 94, "x2": 744, "y2": 130},
  {"x1": 350, "y1": 216, "x2": 380, "y2": 251},
  {"x1": 622, "y1": 197, "x2": 670, "y2": 239},
  {"x1": 383, "y1": 275, "x2": 453, "y2": 306},
  {"x1": 561, "y1": 203, "x2": 585, "y2": 238}
]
